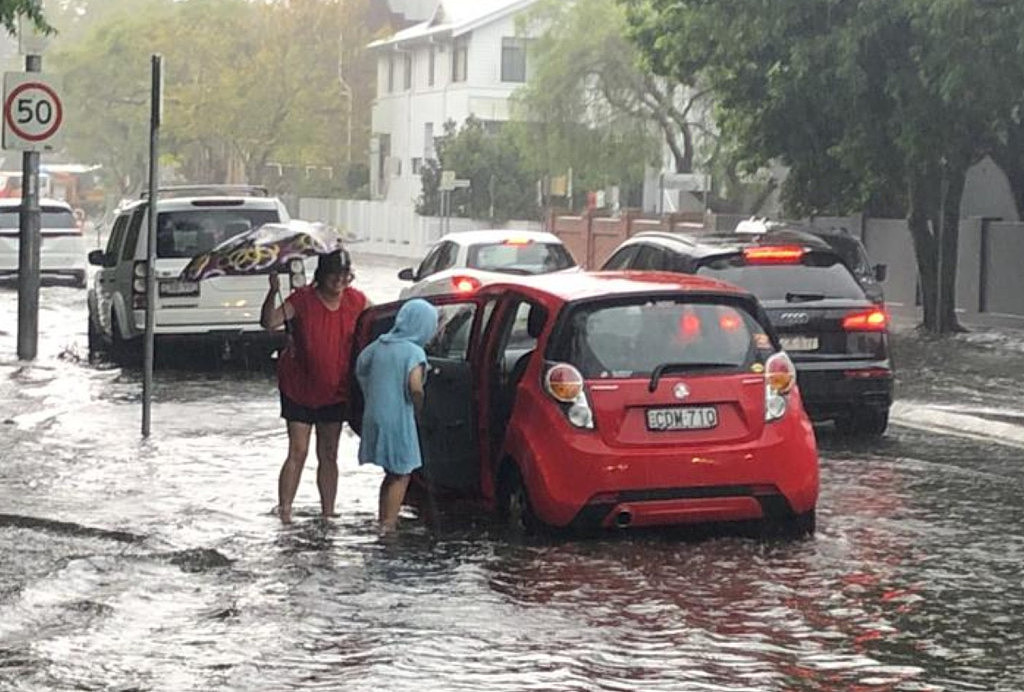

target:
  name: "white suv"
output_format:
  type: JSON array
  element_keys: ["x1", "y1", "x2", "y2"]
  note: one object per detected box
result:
[
  {"x1": 87, "y1": 185, "x2": 291, "y2": 359},
  {"x1": 0, "y1": 198, "x2": 87, "y2": 287}
]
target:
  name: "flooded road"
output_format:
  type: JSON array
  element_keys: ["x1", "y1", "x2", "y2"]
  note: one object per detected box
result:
[{"x1": 2, "y1": 257, "x2": 1024, "y2": 691}]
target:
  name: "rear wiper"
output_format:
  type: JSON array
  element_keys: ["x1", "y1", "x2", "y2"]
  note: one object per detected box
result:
[
  {"x1": 648, "y1": 362, "x2": 735, "y2": 392},
  {"x1": 785, "y1": 291, "x2": 826, "y2": 303}
]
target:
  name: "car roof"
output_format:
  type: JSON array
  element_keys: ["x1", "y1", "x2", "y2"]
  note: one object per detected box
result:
[
  {"x1": 0, "y1": 197, "x2": 73, "y2": 210},
  {"x1": 115, "y1": 195, "x2": 282, "y2": 214},
  {"x1": 479, "y1": 270, "x2": 754, "y2": 303},
  {"x1": 628, "y1": 227, "x2": 835, "y2": 258},
  {"x1": 435, "y1": 229, "x2": 564, "y2": 246}
]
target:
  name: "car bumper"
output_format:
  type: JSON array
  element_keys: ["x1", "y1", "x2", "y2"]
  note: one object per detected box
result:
[
  {"x1": 794, "y1": 360, "x2": 894, "y2": 419},
  {"x1": 508, "y1": 400, "x2": 819, "y2": 529}
]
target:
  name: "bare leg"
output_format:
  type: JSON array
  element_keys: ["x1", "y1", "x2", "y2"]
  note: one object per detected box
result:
[
  {"x1": 379, "y1": 472, "x2": 412, "y2": 532},
  {"x1": 314, "y1": 421, "x2": 342, "y2": 517},
  {"x1": 278, "y1": 420, "x2": 312, "y2": 523}
]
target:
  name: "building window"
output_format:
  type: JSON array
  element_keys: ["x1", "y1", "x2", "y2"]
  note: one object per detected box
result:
[
  {"x1": 412, "y1": 157, "x2": 423, "y2": 175},
  {"x1": 501, "y1": 37, "x2": 527, "y2": 83},
  {"x1": 452, "y1": 37, "x2": 469, "y2": 83},
  {"x1": 403, "y1": 52, "x2": 413, "y2": 90},
  {"x1": 428, "y1": 46, "x2": 436, "y2": 87},
  {"x1": 424, "y1": 122, "x2": 435, "y2": 159},
  {"x1": 387, "y1": 55, "x2": 395, "y2": 92}
]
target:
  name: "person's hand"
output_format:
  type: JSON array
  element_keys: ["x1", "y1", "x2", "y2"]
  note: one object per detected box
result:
[{"x1": 268, "y1": 271, "x2": 280, "y2": 292}]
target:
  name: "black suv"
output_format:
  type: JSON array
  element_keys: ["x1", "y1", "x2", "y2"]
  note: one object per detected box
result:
[{"x1": 602, "y1": 228, "x2": 893, "y2": 435}]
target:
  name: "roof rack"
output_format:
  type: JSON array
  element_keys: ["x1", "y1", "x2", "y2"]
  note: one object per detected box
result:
[{"x1": 139, "y1": 184, "x2": 269, "y2": 200}]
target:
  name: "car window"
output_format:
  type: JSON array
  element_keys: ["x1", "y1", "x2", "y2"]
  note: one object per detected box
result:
[
  {"x1": 416, "y1": 244, "x2": 444, "y2": 279},
  {"x1": 155, "y1": 209, "x2": 279, "y2": 259},
  {"x1": 104, "y1": 214, "x2": 129, "y2": 257},
  {"x1": 425, "y1": 302, "x2": 476, "y2": 361},
  {"x1": 556, "y1": 299, "x2": 772, "y2": 379},
  {"x1": 819, "y1": 235, "x2": 873, "y2": 276},
  {"x1": 696, "y1": 254, "x2": 866, "y2": 300},
  {"x1": 491, "y1": 297, "x2": 548, "y2": 371},
  {"x1": 467, "y1": 241, "x2": 574, "y2": 274},
  {"x1": 434, "y1": 241, "x2": 459, "y2": 272},
  {"x1": 0, "y1": 207, "x2": 77, "y2": 231},
  {"x1": 632, "y1": 244, "x2": 669, "y2": 271},
  {"x1": 602, "y1": 245, "x2": 639, "y2": 270},
  {"x1": 122, "y1": 208, "x2": 146, "y2": 261}
]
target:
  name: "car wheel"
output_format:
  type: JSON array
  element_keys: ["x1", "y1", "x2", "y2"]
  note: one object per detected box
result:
[
  {"x1": 765, "y1": 508, "x2": 816, "y2": 539},
  {"x1": 497, "y1": 463, "x2": 538, "y2": 534},
  {"x1": 87, "y1": 313, "x2": 104, "y2": 357},
  {"x1": 109, "y1": 313, "x2": 138, "y2": 365},
  {"x1": 835, "y1": 407, "x2": 889, "y2": 437}
]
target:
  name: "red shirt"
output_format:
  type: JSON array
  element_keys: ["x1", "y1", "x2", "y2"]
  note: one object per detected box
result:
[{"x1": 277, "y1": 285, "x2": 368, "y2": 408}]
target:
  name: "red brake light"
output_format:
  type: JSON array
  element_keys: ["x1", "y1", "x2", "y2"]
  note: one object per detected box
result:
[
  {"x1": 743, "y1": 246, "x2": 805, "y2": 264},
  {"x1": 842, "y1": 308, "x2": 888, "y2": 331},
  {"x1": 678, "y1": 311, "x2": 702, "y2": 340},
  {"x1": 719, "y1": 312, "x2": 742, "y2": 331},
  {"x1": 451, "y1": 275, "x2": 481, "y2": 293},
  {"x1": 544, "y1": 363, "x2": 584, "y2": 403}
]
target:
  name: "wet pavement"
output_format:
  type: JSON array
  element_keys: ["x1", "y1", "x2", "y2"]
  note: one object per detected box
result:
[{"x1": 2, "y1": 255, "x2": 1024, "y2": 691}]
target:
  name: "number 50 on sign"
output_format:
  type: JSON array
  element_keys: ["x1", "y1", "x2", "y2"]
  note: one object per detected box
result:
[{"x1": 3, "y1": 72, "x2": 64, "y2": 152}]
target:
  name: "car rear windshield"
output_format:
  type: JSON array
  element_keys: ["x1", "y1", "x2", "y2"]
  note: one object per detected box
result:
[
  {"x1": 156, "y1": 209, "x2": 280, "y2": 258},
  {"x1": 466, "y1": 241, "x2": 575, "y2": 274},
  {"x1": 0, "y1": 207, "x2": 77, "y2": 233},
  {"x1": 696, "y1": 253, "x2": 865, "y2": 300},
  {"x1": 553, "y1": 297, "x2": 773, "y2": 379}
]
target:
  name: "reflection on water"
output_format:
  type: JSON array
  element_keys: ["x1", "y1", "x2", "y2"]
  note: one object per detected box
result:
[{"x1": 2, "y1": 266, "x2": 1024, "y2": 690}]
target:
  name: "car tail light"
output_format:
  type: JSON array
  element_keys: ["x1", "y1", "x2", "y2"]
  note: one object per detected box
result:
[
  {"x1": 132, "y1": 261, "x2": 147, "y2": 309},
  {"x1": 842, "y1": 308, "x2": 888, "y2": 331},
  {"x1": 503, "y1": 236, "x2": 532, "y2": 245},
  {"x1": 451, "y1": 275, "x2": 481, "y2": 293},
  {"x1": 764, "y1": 352, "x2": 796, "y2": 422},
  {"x1": 678, "y1": 311, "x2": 701, "y2": 340},
  {"x1": 719, "y1": 312, "x2": 743, "y2": 331},
  {"x1": 743, "y1": 246, "x2": 805, "y2": 264},
  {"x1": 544, "y1": 363, "x2": 594, "y2": 429}
]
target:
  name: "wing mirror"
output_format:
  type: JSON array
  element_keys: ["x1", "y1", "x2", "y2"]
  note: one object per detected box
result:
[
  {"x1": 87, "y1": 249, "x2": 106, "y2": 267},
  {"x1": 874, "y1": 263, "x2": 887, "y2": 282},
  {"x1": 398, "y1": 267, "x2": 415, "y2": 281}
]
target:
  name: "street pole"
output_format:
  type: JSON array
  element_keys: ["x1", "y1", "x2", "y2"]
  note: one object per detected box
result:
[
  {"x1": 16, "y1": 53, "x2": 42, "y2": 361},
  {"x1": 142, "y1": 55, "x2": 162, "y2": 438}
]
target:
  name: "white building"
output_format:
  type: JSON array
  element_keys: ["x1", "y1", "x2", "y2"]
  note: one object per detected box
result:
[{"x1": 369, "y1": 0, "x2": 538, "y2": 205}]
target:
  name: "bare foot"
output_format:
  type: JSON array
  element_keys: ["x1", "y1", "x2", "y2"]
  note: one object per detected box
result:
[{"x1": 275, "y1": 505, "x2": 293, "y2": 524}]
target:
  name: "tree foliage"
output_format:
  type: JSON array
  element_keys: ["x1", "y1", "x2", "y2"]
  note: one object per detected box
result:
[
  {"x1": 50, "y1": 0, "x2": 378, "y2": 200},
  {"x1": 0, "y1": 0, "x2": 51, "y2": 37},
  {"x1": 418, "y1": 117, "x2": 538, "y2": 222},
  {"x1": 623, "y1": 0, "x2": 1024, "y2": 333}
]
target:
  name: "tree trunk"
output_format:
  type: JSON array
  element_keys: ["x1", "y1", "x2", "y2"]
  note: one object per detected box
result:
[
  {"x1": 906, "y1": 168, "x2": 939, "y2": 331},
  {"x1": 938, "y1": 163, "x2": 967, "y2": 334}
]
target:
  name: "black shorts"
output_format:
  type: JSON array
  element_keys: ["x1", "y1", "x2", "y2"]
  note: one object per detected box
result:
[{"x1": 280, "y1": 392, "x2": 345, "y2": 425}]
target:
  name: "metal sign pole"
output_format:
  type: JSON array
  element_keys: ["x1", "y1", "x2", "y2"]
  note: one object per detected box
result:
[
  {"x1": 142, "y1": 55, "x2": 162, "y2": 438},
  {"x1": 16, "y1": 53, "x2": 42, "y2": 361}
]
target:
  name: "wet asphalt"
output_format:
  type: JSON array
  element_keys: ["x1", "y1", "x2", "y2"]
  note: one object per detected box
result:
[{"x1": 1, "y1": 255, "x2": 1023, "y2": 691}]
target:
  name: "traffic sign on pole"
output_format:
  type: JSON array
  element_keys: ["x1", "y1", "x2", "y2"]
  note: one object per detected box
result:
[{"x1": 2, "y1": 72, "x2": 64, "y2": 152}]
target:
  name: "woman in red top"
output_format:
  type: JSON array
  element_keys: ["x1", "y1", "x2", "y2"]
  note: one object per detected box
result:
[{"x1": 261, "y1": 249, "x2": 368, "y2": 523}]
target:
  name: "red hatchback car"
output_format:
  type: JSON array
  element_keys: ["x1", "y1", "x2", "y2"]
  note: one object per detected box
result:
[{"x1": 350, "y1": 271, "x2": 819, "y2": 536}]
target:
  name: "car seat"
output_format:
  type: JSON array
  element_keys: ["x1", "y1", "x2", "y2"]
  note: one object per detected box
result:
[{"x1": 501, "y1": 305, "x2": 548, "y2": 425}]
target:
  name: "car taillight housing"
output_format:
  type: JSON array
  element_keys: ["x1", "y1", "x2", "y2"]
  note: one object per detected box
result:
[
  {"x1": 764, "y1": 352, "x2": 796, "y2": 422},
  {"x1": 743, "y1": 245, "x2": 805, "y2": 265},
  {"x1": 544, "y1": 363, "x2": 594, "y2": 429},
  {"x1": 842, "y1": 308, "x2": 888, "y2": 331},
  {"x1": 132, "y1": 261, "x2": 147, "y2": 309},
  {"x1": 451, "y1": 275, "x2": 481, "y2": 294}
]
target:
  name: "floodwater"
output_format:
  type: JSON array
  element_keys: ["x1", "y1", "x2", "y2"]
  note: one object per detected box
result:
[{"x1": 2, "y1": 256, "x2": 1024, "y2": 691}]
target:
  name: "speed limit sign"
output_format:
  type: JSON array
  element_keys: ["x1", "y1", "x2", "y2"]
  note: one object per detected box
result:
[{"x1": 2, "y1": 72, "x2": 64, "y2": 152}]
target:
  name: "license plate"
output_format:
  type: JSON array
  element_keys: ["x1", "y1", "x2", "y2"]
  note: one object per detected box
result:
[
  {"x1": 646, "y1": 406, "x2": 719, "y2": 431},
  {"x1": 158, "y1": 279, "x2": 200, "y2": 297},
  {"x1": 780, "y1": 335, "x2": 819, "y2": 351}
]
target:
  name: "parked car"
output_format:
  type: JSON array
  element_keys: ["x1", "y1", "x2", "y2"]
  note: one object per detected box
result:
[
  {"x1": 0, "y1": 198, "x2": 87, "y2": 287},
  {"x1": 734, "y1": 218, "x2": 887, "y2": 303},
  {"x1": 351, "y1": 271, "x2": 819, "y2": 535},
  {"x1": 397, "y1": 229, "x2": 578, "y2": 299},
  {"x1": 602, "y1": 229, "x2": 894, "y2": 436},
  {"x1": 86, "y1": 185, "x2": 292, "y2": 360}
]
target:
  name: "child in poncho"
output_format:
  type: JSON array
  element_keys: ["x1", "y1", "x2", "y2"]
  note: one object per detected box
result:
[{"x1": 355, "y1": 299, "x2": 438, "y2": 532}]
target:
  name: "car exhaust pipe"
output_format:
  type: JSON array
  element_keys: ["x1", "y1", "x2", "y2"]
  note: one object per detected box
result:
[{"x1": 614, "y1": 510, "x2": 633, "y2": 528}]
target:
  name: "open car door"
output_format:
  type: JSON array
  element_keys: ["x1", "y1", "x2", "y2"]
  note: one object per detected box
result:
[{"x1": 349, "y1": 296, "x2": 488, "y2": 496}]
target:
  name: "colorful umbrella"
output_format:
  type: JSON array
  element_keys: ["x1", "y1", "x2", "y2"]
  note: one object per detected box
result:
[{"x1": 179, "y1": 220, "x2": 342, "y2": 282}]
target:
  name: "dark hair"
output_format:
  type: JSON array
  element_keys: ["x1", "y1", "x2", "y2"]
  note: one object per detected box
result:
[{"x1": 313, "y1": 249, "x2": 352, "y2": 285}]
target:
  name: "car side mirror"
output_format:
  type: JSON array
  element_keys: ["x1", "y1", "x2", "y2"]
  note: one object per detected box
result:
[
  {"x1": 88, "y1": 249, "x2": 106, "y2": 267},
  {"x1": 874, "y1": 263, "x2": 887, "y2": 282},
  {"x1": 398, "y1": 267, "x2": 415, "y2": 281}
]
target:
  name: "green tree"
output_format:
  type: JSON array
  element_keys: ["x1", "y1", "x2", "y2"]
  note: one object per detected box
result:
[
  {"x1": 418, "y1": 117, "x2": 538, "y2": 223},
  {"x1": 624, "y1": 0, "x2": 1024, "y2": 333},
  {"x1": 0, "y1": 0, "x2": 51, "y2": 36}
]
